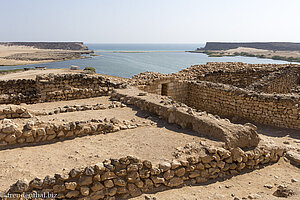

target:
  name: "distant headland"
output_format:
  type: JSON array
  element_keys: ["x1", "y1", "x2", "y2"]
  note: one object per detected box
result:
[
  {"x1": 0, "y1": 42, "x2": 93, "y2": 66},
  {"x1": 201, "y1": 42, "x2": 300, "y2": 51},
  {"x1": 191, "y1": 42, "x2": 300, "y2": 63}
]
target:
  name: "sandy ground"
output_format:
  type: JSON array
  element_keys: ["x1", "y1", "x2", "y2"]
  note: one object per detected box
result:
[
  {"x1": 0, "y1": 96, "x2": 299, "y2": 199},
  {"x1": 0, "y1": 45, "x2": 88, "y2": 66},
  {"x1": 0, "y1": 98, "x2": 219, "y2": 192},
  {"x1": 0, "y1": 45, "x2": 47, "y2": 65},
  {"x1": 0, "y1": 68, "x2": 128, "y2": 82},
  {"x1": 226, "y1": 47, "x2": 300, "y2": 58},
  {"x1": 0, "y1": 70, "x2": 299, "y2": 199},
  {"x1": 202, "y1": 47, "x2": 300, "y2": 61},
  {"x1": 0, "y1": 68, "x2": 86, "y2": 80},
  {"x1": 0, "y1": 125, "x2": 211, "y2": 192}
]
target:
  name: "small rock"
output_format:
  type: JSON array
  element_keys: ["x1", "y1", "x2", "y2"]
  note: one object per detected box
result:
[
  {"x1": 264, "y1": 184, "x2": 273, "y2": 189},
  {"x1": 138, "y1": 92, "x2": 147, "y2": 96},
  {"x1": 286, "y1": 151, "x2": 300, "y2": 165},
  {"x1": 248, "y1": 193, "x2": 261, "y2": 199},
  {"x1": 9, "y1": 179, "x2": 29, "y2": 193},
  {"x1": 159, "y1": 162, "x2": 171, "y2": 172},
  {"x1": 273, "y1": 185, "x2": 294, "y2": 198},
  {"x1": 144, "y1": 195, "x2": 151, "y2": 200},
  {"x1": 291, "y1": 178, "x2": 298, "y2": 183}
]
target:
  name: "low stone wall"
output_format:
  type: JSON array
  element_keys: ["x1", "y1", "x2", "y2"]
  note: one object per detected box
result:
[
  {"x1": 0, "y1": 74, "x2": 126, "y2": 104},
  {"x1": 0, "y1": 105, "x2": 32, "y2": 119},
  {"x1": 187, "y1": 81, "x2": 300, "y2": 130},
  {"x1": 0, "y1": 117, "x2": 140, "y2": 149},
  {"x1": 35, "y1": 101, "x2": 126, "y2": 116},
  {"x1": 112, "y1": 88, "x2": 260, "y2": 149},
  {"x1": 7, "y1": 146, "x2": 285, "y2": 199}
]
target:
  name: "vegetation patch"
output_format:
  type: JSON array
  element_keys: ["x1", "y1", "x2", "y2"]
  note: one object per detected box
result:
[
  {"x1": 0, "y1": 68, "x2": 25, "y2": 74},
  {"x1": 84, "y1": 66, "x2": 96, "y2": 73}
]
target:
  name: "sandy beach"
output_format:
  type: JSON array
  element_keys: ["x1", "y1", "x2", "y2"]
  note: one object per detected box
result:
[
  {"x1": 193, "y1": 47, "x2": 300, "y2": 62},
  {"x1": 0, "y1": 44, "x2": 90, "y2": 66}
]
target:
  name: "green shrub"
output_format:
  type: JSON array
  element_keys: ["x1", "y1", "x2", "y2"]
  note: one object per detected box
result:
[{"x1": 84, "y1": 67, "x2": 96, "y2": 73}]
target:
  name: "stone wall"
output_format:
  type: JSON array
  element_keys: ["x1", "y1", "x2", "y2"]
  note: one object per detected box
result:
[
  {"x1": 36, "y1": 74, "x2": 114, "y2": 102},
  {"x1": 247, "y1": 67, "x2": 300, "y2": 94},
  {"x1": 136, "y1": 72, "x2": 300, "y2": 130},
  {"x1": 112, "y1": 88, "x2": 260, "y2": 149},
  {"x1": 7, "y1": 145, "x2": 285, "y2": 199},
  {"x1": 0, "y1": 105, "x2": 32, "y2": 120},
  {"x1": 0, "y1": 74, "x2": 125, "y2": 104},
  {"x1": 187, "y1": 81, "x2": 300, "y2": 130},
  {"x1": 0, "y1": 116, "x2": 140, "y2": 149},
  {"x1": 197, "y1": 70, "x2": 271, "y2": 88},
  {"x1": 138, "y1": 78, "x2": 188, "y2": 102},
  {"x1": 0, "y1": 79, "x2": 39, "y2": 104}
]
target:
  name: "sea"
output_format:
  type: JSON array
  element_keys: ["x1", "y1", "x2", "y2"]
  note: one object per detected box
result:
[{"x1": 0, "y1": 43, "x2": 296, "y2": 78}]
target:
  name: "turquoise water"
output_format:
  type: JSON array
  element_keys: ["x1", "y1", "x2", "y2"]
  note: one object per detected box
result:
[{"x1": 0, "y1": 44, "x2": 296, "y2": 78}]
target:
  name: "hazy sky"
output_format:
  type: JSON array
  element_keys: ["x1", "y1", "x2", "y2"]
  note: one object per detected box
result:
[{"x1": 1, "y1": 0, "x2": 300, "y2": 43}]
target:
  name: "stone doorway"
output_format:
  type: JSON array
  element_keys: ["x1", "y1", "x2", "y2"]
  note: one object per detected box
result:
[{"x1": 161, "y1": 83, "x2": 168, "y2": 96}]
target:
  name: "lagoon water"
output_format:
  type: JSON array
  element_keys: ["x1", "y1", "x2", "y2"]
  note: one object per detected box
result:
[{"x1": 0, "y1": 44, "x2": 296, "y2": 78}]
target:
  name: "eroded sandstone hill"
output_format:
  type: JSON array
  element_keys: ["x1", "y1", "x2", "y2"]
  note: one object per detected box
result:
[
  {"x1": 0, "y1": 42, "x2": 88, "y2": 51},
  {"x1": 200, "y1": 42, "x2": 300, "y2": 51}
]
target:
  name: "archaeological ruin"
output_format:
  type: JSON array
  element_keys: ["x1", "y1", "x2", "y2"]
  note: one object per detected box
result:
[{"x1": 0, "y1": 62, "x2": 299, "y2": 199}]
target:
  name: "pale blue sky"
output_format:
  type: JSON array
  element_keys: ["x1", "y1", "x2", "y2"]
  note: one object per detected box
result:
[{"x1": 1, "y1": 0, "x2": 299, "y2": 43}]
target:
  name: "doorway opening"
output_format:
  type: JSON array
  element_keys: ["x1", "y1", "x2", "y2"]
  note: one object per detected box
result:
[{"x1": 161, "y1": 83, "x2": 168, "y2": 96}]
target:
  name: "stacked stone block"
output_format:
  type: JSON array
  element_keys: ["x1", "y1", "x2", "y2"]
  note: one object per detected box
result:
[
  {"x1": 7, "y1": 146, "x2": 285, "y2": 199},
  {"x1": 0, "y1": 74, "x2": 125, "y2": 104},
  {"x1": 112, "y1": 89, "x2": 260, "y2": 149},
  {"x1": 187, "y1": 81, "x2": 300, "y2": 130},
  {"x1": 0, "y1": 118, "x2": 138, "y2": 149}
]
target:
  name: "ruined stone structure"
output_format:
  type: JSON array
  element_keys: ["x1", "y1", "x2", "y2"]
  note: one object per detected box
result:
[
  {"x1": 0, "y1": 73, "x2": 125, "y2": 104},
  {"x1": 9, "y1": 146, "x2": 284, "y2": 199},
  {"x1": 134, "y1": 62, "x2": 300, "y2": 130},
  {"x1": 112, "y1": 89, "x2": 260, "y2": 149},
  {"x1": 1, "y1": 63, "x2": 299, "y2": 199}
]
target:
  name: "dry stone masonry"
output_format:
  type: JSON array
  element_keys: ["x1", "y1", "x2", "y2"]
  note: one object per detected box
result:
[
  {"x1": 0, "y1": 116, "x2": 144, "y2": 149},
  {"x1": 133, "y1": 62, "x2": 300, "y2": 130},
  {"x1": 0, "y1": 105, "x2": 33, "y2": 119},
  {"x1": 112, "y1": 88, "x2": 260, "y2": 149},
  {"x1": 0, "y1": 63, "x2": 299, "y2": 199},
  {"x1": 34, "y1": 101, "x2": 127, "y2": 116},
  {"x1": 7, "y1": 146, "x2": 285, "y2": 199},
  {"x1": 0, "y1": 73, "x2": 126, "y2": 104}
]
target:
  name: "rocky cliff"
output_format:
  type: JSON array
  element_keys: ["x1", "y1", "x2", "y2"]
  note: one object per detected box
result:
[
  {"x1": 0, "y1": 42, "x2": 89, "y2": 50},
  {"x1": 201, "y1": 42, "x2": 300, "y2": 51}
]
